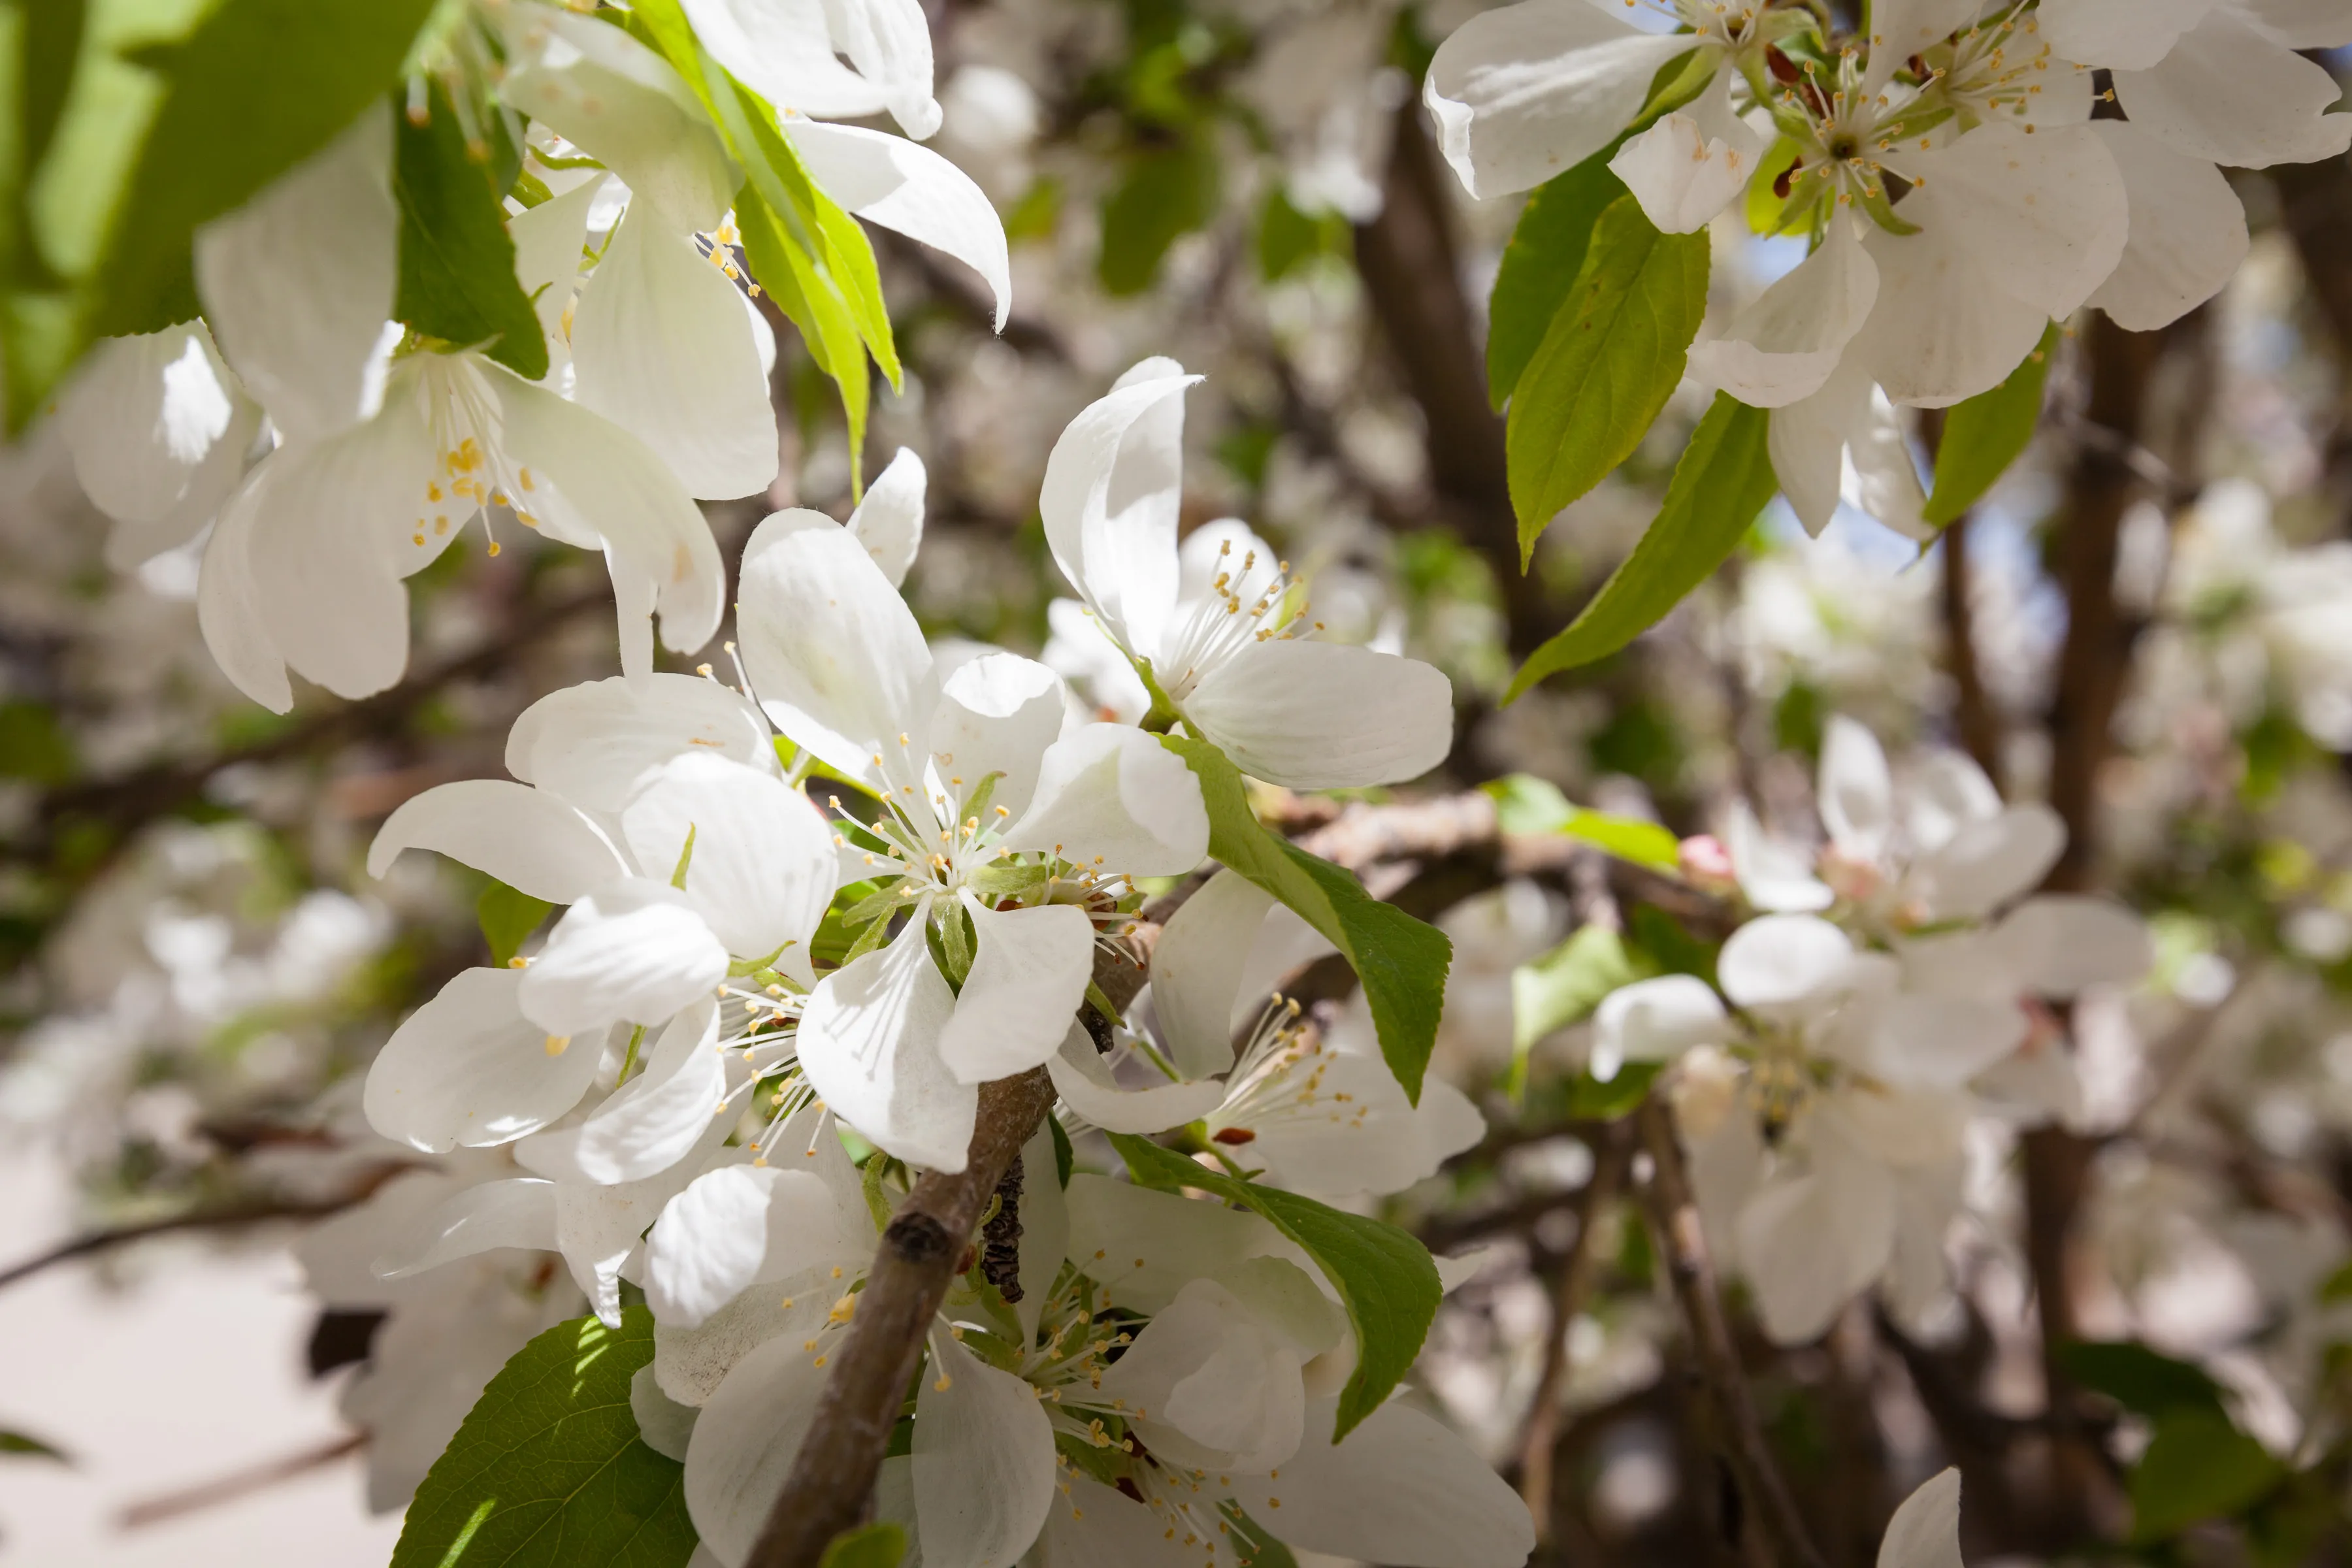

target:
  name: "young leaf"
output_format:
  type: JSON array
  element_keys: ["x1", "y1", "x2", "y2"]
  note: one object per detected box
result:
[
  {"x1": 1482, "y1": 776, "x2": 1679, "y2": 871},
  {"x1": 1512, "y1": 925, "x2": 1637, "y2": 1056},
  {"x1": 1099, "y1": 139, "x2": 1218, "y2": 297},
  {"x1": 478, "y1": 880, "x2": 554, "y2": 969},
  {"x1": 8, "y1": 0, "x2": 438, "y2": 424},
  {"x1": 1565, "y1": 1061, "x2": 1661, "y2": 1119},
  {"x1": 1505, "y1": 194, "x2": 1709, "y2": 564},
  {"x1": 394, "y1": 82, "x2": 547, "y2": 380},
  {"x1": 390, "y1": 1308, "x2": 700, "y2": 1568},
  {"x1": 1506, "y1": 392, "x2": 1776, "y2": 700},
  {"x1": 1921, "y1": 321, "x2": 2059, "y2": 526},
  {"x1": 1107, "y1": 1133, "x2": 1441, "y2": 1444},
  {"x1": 0, "y1": 1428, "x2": 68, "y2": 1462},
  {"x1": 2128, "y1": 1411, "x2": 2287, "y2": 1544},
  {"x1": 2055, "y1": 1339, "x2": 2229, "y2": 1421},
  {"x1": 1161, "y1": 734, "x2": 1451, "y2": 1104},
  {"x1": 1484, "y1": 143, "x2": 1627, "y2": 410},
  {"x1": 817, "y1": 1522, "x2": 908, "y2": 1568},
  {"x1": 738, "y1": 183, "x2": 872, "y2": 464}
]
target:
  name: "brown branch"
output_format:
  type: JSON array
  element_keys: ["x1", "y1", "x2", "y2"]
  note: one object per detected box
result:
[
  {"x1": 118, "y1": 1432, "x2": 365, "y2": 1529},
  {"x1": 1635, "y1": 1098, "x2": 1827, "y2": 1568},
  {"x1": 1938, "y1": 514, "x2": 2005, "y2": 793},
  {"x1": 1517, "y1": 1125, "x2": 1629, "y2": 1541},
  {"x1": 0, "y1": 1185, "x2": 391, "y2": 1292},
  {"x1": 745, "y1": 881, "x2": 1200, "y2": 1567}
]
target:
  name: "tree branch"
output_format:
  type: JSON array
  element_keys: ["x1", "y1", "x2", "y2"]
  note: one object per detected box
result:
[
  {"x1": 0, "y1": 1184, "x2": 394, "y2": 1292},
  {"x1": 745, "y1": 883, "x2": 1199, "y2": 1567},
  {"x1": 1635, "y1": 1099, "x2": 1827, "y2": 1568},
  {"x1": 1517, "y1": 1124, "x2": 1629, "y2": 1541},
  {"x1": 1938, "y1": 514, "x2": 2006, "y2": 793}
]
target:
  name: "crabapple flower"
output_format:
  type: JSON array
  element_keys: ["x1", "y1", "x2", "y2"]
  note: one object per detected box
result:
[
  {"x1": 1041, "y1": 360, "x2": 1454, "y2": 790},
  {"x1": 737, "y1": 502, "x2": 1209, "y2": 1171},
  {"x1": 1051, "y1": 871, "x2": 1485, "y2": 1197}
]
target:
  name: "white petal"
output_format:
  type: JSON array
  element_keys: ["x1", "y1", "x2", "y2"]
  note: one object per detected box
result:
[
  {"x1": 1181, "y1": 641, "x2": 1455, "y2": 791},
  {"x1": 786, "y1": 120, "x2": 1008, "y2": 329},
  {"x1": 645, "y1": 1164, "x2": 870, "y2": 1328},
  {"x1": 1029, "y1": 1474, "x2": 1199, "y2": 1567},
  {"x1": 195, "y1": 470, "x2": 293, "y2": 712},
  {"x1": 913, "y1": 1334, "x2": 1057, "y2": 1568},
  {"x1": 795, "y1": 912, "x2": 975, "y2": 1170},
  {"x1": 1047, "y1": 1026, "x2": 1230, "y2": 1134},
  {"x1": 657, "y1": 1281, "x2": 834, "y2": 1408},
  {"x1": 1906, "y1": 750, "x2": 2003, "y2": 848},
  {"x1": 1607, "y1": 71, "x2": 1761, "y2": 235},
  {"x1": 1911, "y1": 802, "x2": 2065, "y2": 919},
  {"x1": 56, "y1": 325, "x2": 238, "y2": 524},
  {"x1": 846, "y1": 446, "x2": 926, "y2": 587},
  {"x1": 195, "y1": 106, "x2": 397, "y2": 440},
  {"x1": 1818, "y1": 714, "x2": 1893, "y2": 862},
  {"x1": 493, "y1": 363, "x2": 727, "y2": 661},
  {"x1": 1224, "y1": 1397, "x2": 1537, "y2": 1568},
  {"x1": 1013, "y1": 1120, "x2": 1068, "y2": 1344},
  {"x1": 509, "y1": 171, "x2": 605, "y2": 359},
  {"x1": 1887, "y1": 123, "x2": 2129, "y2": 321},
  {"x1": 1690, "y1": 216, "x2": 1878, "y2": 408},
  {"x1": 2086, "y1": 121, "x2": 2249, "y2": 331},
  {"x1": 1002, "y1": 723, "x2": 1209, "y2": 877},
  {"x1": 632, "y1": 1363, "x2": 700, "y2": 1462},
  {"x1": 559, "y1": 1162, "x2": 709, "y2": 1325},
  {"x1": 937, "y1": 902, "x2": 1096, "y2": 1083},
  {"x1": 1150, "y1": 871, "x2": 1281, "y2": 1078},
  {"x1": 1098, "y1": 1278, "x2": 1306, "y2": 1473},
  {"x1": 1239, "y1": 1059, "x2": 1487, "y2": 1200},
  {"x1": 2114, "y1": 12, "x2": 2352, "y2": 168},
  {"x1": 500, "y1": 7, "x2": 737, "y2": 229},
  {"x1": 366, "y1": 968, "x2": 602, "y2": 1151},
  {"x1": 738, "y1": 519, "x2": 939, "y2": 793},
  {"x1": 1725, "y1": 800, "x2": 1834, "y2": 913},
  {"x1": 570, "y1": 208, "x2": 778, "y2": 500},
  {"x1": 1837, "y1": 990, "x2": 2027, "y2": 1089},
  {"x1": 507, "y1": 673, "x2": 777, "y2": 815},
  {"x1": 681, "y1": 0, "x2": 891, "y2": 124},
  {"x1": 2037, "y1": 0, "x2": 2218, "y2": 70},
  {"x1": 2242, "y1": 0, "x2": 2352, "y2": 48},
  {"x1": 517, "y1": 1000, "x2": 726, "y2": 1183},
  {"x1": 375, "y1": 1177, "x2": 559, "y2": 1278},
  {"x1": 1734, "y1": 1139, "x2": 1895, "y2": 1344},
  {"x1": 623, "y1": 753, "x2": 835, "y2": 959},
  {"x1": 1991, "y1": 895, "x2": 2152, "y2": 995},
  {"x1": 1717, "y1": 914, "x2": 1861, "y2": 1010},
  {"x1": 1863, "y1": 0, "x2": 1995, "y2": 92},
  {"x1": 817, "y1": 0, "x2": 942, "y2": 139},
  {"x1": 519, "y1": 877, "x2": 731, "y2": 1035},
  {"x1": 369, "y1": 778, "x2": 629, "y2": 901},
  {"x1": 1039, "y1": 364, "x2": 1196, "y2": 661},
  {"x1": 1879, "y1": 1469, "x2": 1964, "y2": 1568},
  {"x1": 1592, "y1": 975, "x2": 1728, "y2": 1080},
  {"x1": 1062, "y1": 1173, "x2": 1295, "y2": 1313},
  {"x1": 683, "y1": 1326, "x2": 832, "y2": 1563},
  {"x1": 930, "y1": 651, "x2": 1064, "y2": 822},
  {"x1": 1844, "y1": 381, "x2": 1932, "y2": 540},
  {"x1": 1855, "y1": 223, "x2": 2054, "y2": 410},
  {"x1": 1767, "y1": 361, "x2": 1871, "y2": 538},
  {"x1": 1423, "y1": 1, "x2": 1697, "y2": 199}
]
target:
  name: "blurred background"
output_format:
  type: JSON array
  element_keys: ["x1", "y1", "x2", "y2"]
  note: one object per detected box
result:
[{"x1": 5, "y1": 4, "x2": 2352, "y2": 1563}]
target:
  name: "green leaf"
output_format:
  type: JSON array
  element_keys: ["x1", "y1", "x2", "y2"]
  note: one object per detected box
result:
[
  {"x1": 391, "y1": 1309, "x2": 700, "y2": 1568},
  {"x1": 11, "y1": 0, "x2": 436, "y2": 423},
  {"x1": 2129, "y1": 1411, "x2": 2287, "y2": 1544},
  {"x1": 1162, "y1": 734, "x2": 1451, "y2": 1103},
  {"x1": 2056, "y1": 1339, "x2": 2229, "y2": 1421},
  {"x1": 1224, "y1": 1504, "x2": 1302, "y2": 1567},
  {"x1": 1048, "y1": 1116, "x2": 1075, "y2": 1188},
  {"x1": 817, "y1": 1522, "x2": 907, "y2": 1568},
  {"x1": 738, "y1": 181, "x2": 870, "y2": 465},
  {"x1": 0, "y1": 1428, "x2": 67, "y2": 1462},
  {"x1": 477, "y1": 880, "x2": 553, "y2": 970},
  {"x1": 1512, "y1": 925, "x2": 1637, "y2": 1056},
  {"x1": 1505, "y1": 194, "x2": 1710, "y2": 565},
  {"x1": 1256, "y1": 186, "x2": 1344, "y2": 283},
  {"x1": 0, "y1": 698, "x2": 76, "y2": 785},
  {"x1": 1481, "y1": 776, "x2": 1679, "y2": 871},
  {"x1": 1107, "y1": 1134, "x2": 1441, "y2": 1444},
  {"x1": 1505, "y1": 392, "x2": 1776, "y2": 700},
  {"x1": 1484, "y1": 144, "x2": 1626, "y2": 410},
  {"x1": 1098, "y1": 138, "x2": 1217, "y2": 296},
  {"x1": 1921, "y1": 321, "x2": 2058, "y2": 527},
  {"x1": 1565, "y1": 1061, "x2": 1661, "y2": 1120},
  {"x1": 393, "y1": 82, "x2": 546, "y2": 379}
]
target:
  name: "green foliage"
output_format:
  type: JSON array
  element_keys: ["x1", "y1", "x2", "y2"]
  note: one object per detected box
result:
[
  {"x1": 2057, "y1": 1339, "x2": 2229, "y2": 1420},
  {"x1": 392, "y1": 1309, "x2": 698, "y2": 1568},
  {"x1": 817, "y1": 1522, "x2": 907, "y2": 1568},
  {"x1": 1625, "y1": 903, "x2": 1717, "y2": 987},
  {"x1": 1256, "y1": 186, "x2": 1346, "y2": 283},
  {"x1": 1565, "y1": 1061, "x2": 1661, "y2": 1119},
  {"x1": 1108, "y1": 1133, "x2": 1441, "y2": 1444},
  {"x1": 1505, "y1": 195, "x2": 1709, "y2": 565},
  {"x1": 1099, "y1": 138, "x2": 1218, "y2": 295},
  {"x1": 1162, "y1": 734, "x2": 1452, "y2": 1103},
  {"x1": 5, "y1": 0, "x2": 437, "y2": 426},
  {"x1": 1921, "y1": 322, "x2": 2059, "y2": 526},
  {"x1": 1224, "y1": 1504, "x2": 1301, "y2": 1567},
  {"x1": 1482, "y1": 774, "x2": 1680, "y2": 871},
  {"x1": 1506, "y1": 393, "x2": 1778, "y2": 699},
  {"x1": 0, "y1": 1428, "x2": 67, "y2": 1462},
  {"x1": 477, "y1": 879, "x2": 553, "y2": 969},
  {"x1": 0, "y1": 699, "x2": 76, "y2": 785},
  {"x1": 1484, "y1": 141, "x2": 1628, "y2": 410},
  {"x1": 393, "y1": 81, "x2": 546, "y2": 379},
  {"x1": 1512, "y1": 924, "x2": 1637, "y2": 1058},
  {"x1": 2128, "y1": 1411, "x2": 2288, "y2": 1544}
]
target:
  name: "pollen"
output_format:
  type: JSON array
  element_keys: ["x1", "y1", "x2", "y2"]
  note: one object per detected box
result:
[{"x1": 544, "y1": 1035, "x2": 570, "y2": 1056}]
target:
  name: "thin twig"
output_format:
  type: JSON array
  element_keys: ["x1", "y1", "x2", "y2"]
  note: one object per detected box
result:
[
  {"x1": 118, "y1": 1432, "x2": 366, "y2": 1529},
  {"x1": 0, "y1": 1188, "x2": 389, "y2": 1292},
  {"x1": 1938, "y1": 514, "x2": 2006, "y2": 793},
  {"x1": 1635, "y1": 1098, "x2": 1827, "y2": 1568},
  {"x1": 1517, "y1": 1126, "x2": 1629, "y2": 1541}
]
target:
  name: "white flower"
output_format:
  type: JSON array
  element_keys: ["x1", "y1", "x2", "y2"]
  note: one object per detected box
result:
[
  {"x1": 737, "y1": 502, "x2": 1209, "y2": 1171},
  {"x1": 1041, "y1": 361, "x2": 1454, "y2": 791},
  {"x1": 1879, "y1": 1468, "x2": 1965, "y2": 1568},
  {"x1": 2039, "y1": 0, "x2": 2352, "y2": 169},
  {"x1": 681, "y1": 0, "x2": 943, "y2": 141},
  {"x1": 1050, "y1": 871, "x2": 1486, "y2": 1198}
]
